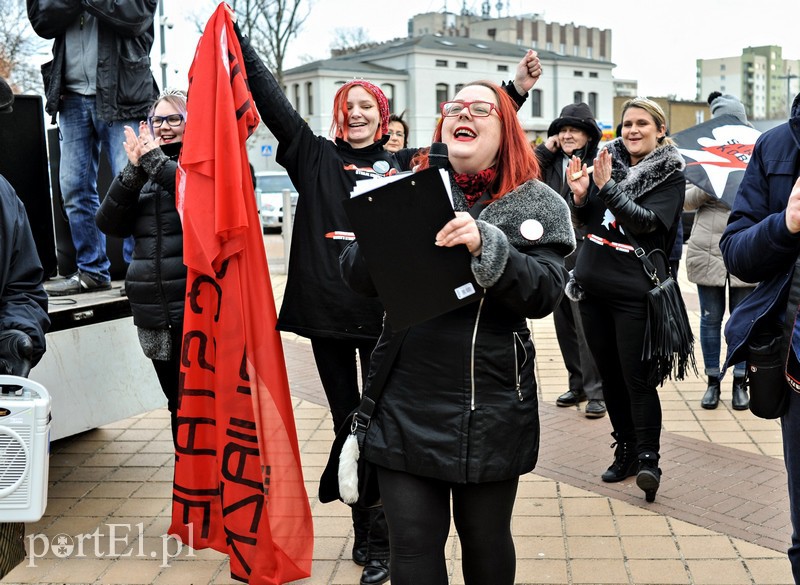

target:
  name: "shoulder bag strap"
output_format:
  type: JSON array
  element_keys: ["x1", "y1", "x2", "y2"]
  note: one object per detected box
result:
[
  {"x1": 621, "y1": 227, "x2": 664, "y2": 287},
  {"x1": 354, "y1": 328, "x2": 409, "y2": 425}
]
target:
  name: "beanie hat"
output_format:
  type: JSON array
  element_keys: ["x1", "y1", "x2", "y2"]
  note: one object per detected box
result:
[
  {"x1": 547, "y1": 102, "x2": 601, "y2": 143},
  {"x1": 0, "y1": 77, "x2": 13, "y2": 114},
  {"x1": 709, "y1": 93, "x2": 748, "y2": 125},
  {"x1": 333, "y1": 79, "x2": 390, "y2": 138}
]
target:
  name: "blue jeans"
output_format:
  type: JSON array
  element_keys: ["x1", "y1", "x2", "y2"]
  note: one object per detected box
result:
[
  {"x1": 59, "y1": 94, "x2": 135, "y2": 280},
  {"x1": 696, "y1": 284, "x2": 753, "y2": 378},
  {"x1": 783, "y1": 388, "x2": 800, "y2": 581}
]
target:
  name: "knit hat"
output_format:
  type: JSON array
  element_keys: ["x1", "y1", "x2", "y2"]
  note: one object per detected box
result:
[
  {"x1": 0, "y1": 77, "x2": 13, "y2": 114},
  {"x1": 708, "y1": 92, "x2": 748, "y2": 125},
  {"x1": 547, "y1": 102, "x2": 601, "y2": 143},
  {"x1": 334, "y1": 79, "x2": 390, "y2": 137}
]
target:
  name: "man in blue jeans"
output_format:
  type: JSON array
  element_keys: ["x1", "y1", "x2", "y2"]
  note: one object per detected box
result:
[
  {"x1": 27, "y1": 0, "x2": 158, "y2": 295},
  {"x1": 720, "y1": 91, "x2": 800, "y2": 581}
]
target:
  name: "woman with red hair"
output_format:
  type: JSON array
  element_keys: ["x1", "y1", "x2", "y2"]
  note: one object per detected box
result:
[{"x1": 341, "y1": 81, "x2": 576, "y2": 585}]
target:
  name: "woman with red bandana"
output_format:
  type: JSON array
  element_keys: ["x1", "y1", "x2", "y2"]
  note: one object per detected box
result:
[
  {"x1": 340, "y1": 81, "x2": 575, "y2": 585},
  {"x1": 233, "y1": 18, "x2": 541, "y2": 583}
]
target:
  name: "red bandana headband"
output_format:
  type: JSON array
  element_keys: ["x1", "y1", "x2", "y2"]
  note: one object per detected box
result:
[{"x1": 338, "y1": 79, "x2": 390, "y2": 136}]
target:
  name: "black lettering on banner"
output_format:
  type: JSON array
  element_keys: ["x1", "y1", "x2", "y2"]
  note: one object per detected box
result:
[
  {"x1": 181, "y1": 330, "x2": 216, "y2": 372},
  {"x1": 175, "y1": 416, "x2": 217, "y2": 456},
  {"x1": 224, "y1": 521, "x2": 257, "y2": 579},
  {"x1": 171, "y1": 494, "x2": 214, "y2": 539},
  {"x1": 187, "y1": 275, "x2": 222, "y2": 321},
  {"x1": 221, "y1": 481, "x2": 263, "y2": 534},
  {"x1": 221, "y1": 437, "x2": 262, "y2": 491}
]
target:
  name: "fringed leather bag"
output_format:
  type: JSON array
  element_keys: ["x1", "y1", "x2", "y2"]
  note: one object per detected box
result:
[{"x1": 627, "y1": 234, "x2": 697, "y2": 386}]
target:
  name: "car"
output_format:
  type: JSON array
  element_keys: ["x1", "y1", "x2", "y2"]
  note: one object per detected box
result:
[{"x1": 254, "y1": 170, "x2": 299, "y2": 233}]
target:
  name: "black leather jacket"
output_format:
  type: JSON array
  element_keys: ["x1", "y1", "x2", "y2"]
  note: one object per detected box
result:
[{"x1": 27, "y1": 0, "x2": 159, "y2": 123}]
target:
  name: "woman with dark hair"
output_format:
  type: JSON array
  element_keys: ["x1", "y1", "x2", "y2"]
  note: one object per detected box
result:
[
  {"x1": 341, "y1": 80, "x2": 575, "y2": 585},
  {"x1": 385, "y1": 112, "x2": 409, "y2": 152},
  {"x1": 566, "y1": 96, "x2": 686, "y2": 503},
  {"x1": 96, "y1": 89, "x2": 189, "y2": 446}
]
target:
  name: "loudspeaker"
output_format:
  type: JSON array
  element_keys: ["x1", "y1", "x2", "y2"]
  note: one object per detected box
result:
[
  {"x1": 46, "y1": 128, "x2": 128, "y2": 280},
  {"x1": 0, "y1": 95, "x2": 57, "y2": 278}
]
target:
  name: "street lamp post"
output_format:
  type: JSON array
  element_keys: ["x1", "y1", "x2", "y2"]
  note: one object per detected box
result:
[{"x1": 158, "y1": 0, "x2": 167, "y2": 89}]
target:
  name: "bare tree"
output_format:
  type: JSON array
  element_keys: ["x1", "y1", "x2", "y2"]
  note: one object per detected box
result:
[
  {"x1": 0, "y1": 0, "x2": 46, "y2": 93},
  {"x1": 194, "y1": 0, "x2": 311, "y2": 88},
  {"x1": 330, "y1": 27, "x2": 372, "y2": 55}
]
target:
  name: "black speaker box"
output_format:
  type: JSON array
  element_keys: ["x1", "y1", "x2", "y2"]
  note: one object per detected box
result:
[{"x1": 0, "y1": 95, "x2": 57, "y2": 277}]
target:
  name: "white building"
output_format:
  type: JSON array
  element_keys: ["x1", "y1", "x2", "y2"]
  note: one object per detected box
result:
[{"x1": 251, "y1": 34, "x2": 615, "y2": 170}]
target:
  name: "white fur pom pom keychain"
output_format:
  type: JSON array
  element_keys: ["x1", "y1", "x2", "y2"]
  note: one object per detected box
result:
[{"x1": 338, "y1": 432, "x2": 360, "y2": 505}]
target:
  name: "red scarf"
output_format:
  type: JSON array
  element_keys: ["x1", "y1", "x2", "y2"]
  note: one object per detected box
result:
[{"x1": 453, "y1": 167, "x2": 497, "y2": 207}]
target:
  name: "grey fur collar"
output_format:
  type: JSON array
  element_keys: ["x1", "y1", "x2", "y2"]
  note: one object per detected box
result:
[{"x1": 604, "y1": 138, "x2": 685, "y2": 201}]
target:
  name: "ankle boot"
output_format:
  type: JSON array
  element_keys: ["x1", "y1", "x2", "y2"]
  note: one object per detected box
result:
[
  {"x1": 636, "y1": 451, "x2": 661, "y2": 503},
  {"x1": 700, "y1": 376, "x2": 721, "y2": 409},
  {"x1": 732, "y1": 376, "x2": 749, "y2": 410},
  {"x1": 601, "y1": 433, "x2": 638, "y2": 482}
]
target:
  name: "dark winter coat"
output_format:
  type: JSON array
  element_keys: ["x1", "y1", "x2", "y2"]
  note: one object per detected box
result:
[
  {"x1": 0, "y1": 176, "x2": 49, "y2": 362},
  {"x1": 340, "y1": 177, "x2": 575, "y2": 483},
  {"x1": 26, "y1": 0, "x2": 159, "y2": 123},
  {"x1": 237, "y1": 27, "x2": 399, "y2": 341},
  {"x1": 96, "y1": 144, "x2": 186, "y2": 330},
  {"x1": 720, "y1": 93, "x2": 800, "y2": 370}
]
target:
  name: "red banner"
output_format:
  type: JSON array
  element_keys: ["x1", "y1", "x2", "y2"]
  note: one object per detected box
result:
[{"x1": 169, "y1": 5, "x2": 313, "y2": 584}]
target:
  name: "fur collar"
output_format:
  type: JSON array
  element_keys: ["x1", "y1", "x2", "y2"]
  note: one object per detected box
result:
[{"x1": 604, "y1": 138, "x2": 685, "y2": 201}]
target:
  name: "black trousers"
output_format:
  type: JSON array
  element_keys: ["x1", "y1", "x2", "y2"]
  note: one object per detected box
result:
[
  {"x1": 377, "y1": 466, "x2": 519, "y2": 585},
  {"x1": 579, "y1": 292, "x2": 662, "y2": 454},
  {"x1": 310, "y1": 336, "x2": 389, "y2": 559},
  {"x1": 553, "y1": 294, "x2": 603, "y2": 400},
  {"x1": 151, "y1": 325, "x2": 183, "y2": 449}
]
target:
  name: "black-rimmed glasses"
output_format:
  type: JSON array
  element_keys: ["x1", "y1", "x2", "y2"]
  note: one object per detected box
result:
[
  {"x1": 149, "y1": 114, "x2": 185, "y2": 128},
  {"x1": 440, "y1": 100, "x2": 502, "y2": 119}
]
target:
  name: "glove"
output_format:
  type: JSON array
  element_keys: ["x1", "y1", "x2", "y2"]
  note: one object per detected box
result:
[{"x1": 0, "y1": 329, "x2": 34, "y2": 378}]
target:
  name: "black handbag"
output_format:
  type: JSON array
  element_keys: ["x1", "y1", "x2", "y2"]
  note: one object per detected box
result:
[
  {"x1": 746, "y1": 327, "x2": 790, "y2": 419},
  {"x1": 627, "y1": 233, "x2": 696, "y2": 386},
  {"x1": 318, "y1": 330, "x2": 407, "y2": 508}
]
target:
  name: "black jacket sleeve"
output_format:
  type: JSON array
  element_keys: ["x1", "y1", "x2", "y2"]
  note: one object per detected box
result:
[
  {"x1": 596, "y1": 179, "x2": 659, "y2": 234},
  {"x1": 27, "y1": 0, "x2": 83, "y2": 38}
]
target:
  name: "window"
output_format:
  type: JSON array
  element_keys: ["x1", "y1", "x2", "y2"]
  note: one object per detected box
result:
[
  {"x1": 455, "y1": 84, "x2": 465, "y2": 94},
  {"x1": 382, "y1": 83, "x2": 396, "y2": 114},
  {"x1": 530, "y1": 89, "x2": 542, "y2": 117},
  {"x1": 435, "y1": 83, "x2": 448, "y2": 113},
  {"x1": 497, "y1": 64, "x2": 509, "y2": 72},
  {"x1": 588, "y1": 92, "x2": 598, "y2": 113},
  {"x1": 305, "y1": 82, "x2": 313, "y2": 116},
  {"x1": 573, "y1": 91, "x2": 584, "y2": 103},
  {"x1": 586, "y1": 46, "x2": 593, "y2": 59},
  {"x1": 436, "y1": 59, "x2": 448, "y2": 67},
  {"x1": 456, "y1": 61, "x2": 468, "y2": 69},
  {"x1": 589, "y1": 72, "x2": 598, "y2": 78},
  {"x1": 559, "y1": 43, "x2": 565, "y2": 54},
  {"x1": 573, "y1": 71, "x2": 584, "y2": 77},
  {"x1": 293, "y1": 84, "x2": 300, "y2": 111}
]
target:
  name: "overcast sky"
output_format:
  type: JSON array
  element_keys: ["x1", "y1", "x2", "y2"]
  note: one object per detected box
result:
[{"x1": 161, "y1": 0, "x2": 800, "y2": 101}]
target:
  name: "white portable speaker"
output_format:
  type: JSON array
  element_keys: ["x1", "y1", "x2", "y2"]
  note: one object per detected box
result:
[{"x1": 0, "y1": 375, "x2": 51, "y2": 522}]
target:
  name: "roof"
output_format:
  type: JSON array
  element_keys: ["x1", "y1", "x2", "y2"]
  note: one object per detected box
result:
[{"x1": 285, "y1": 34, "x2": 612, "y2": 77}]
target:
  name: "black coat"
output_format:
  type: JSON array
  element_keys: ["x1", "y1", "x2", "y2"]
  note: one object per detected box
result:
[
  {"x1": 341, "y1": 178, "x2": 575, "y2": 483},
  {"x1": 96, "y1": 145, "x2": 186, "y2": 330},
  {"x1": 0, "y1": 176, "x2": 49, "y2": 363},
  {"x1": 238, "y1": 27, "x2": 400, "y2": 341},
  {"x1": 27, "y1": 0, "x2": 159, "y2": 123}
]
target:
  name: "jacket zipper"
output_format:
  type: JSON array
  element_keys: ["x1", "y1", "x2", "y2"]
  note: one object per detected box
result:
[
  {"x1": 470, "y1": 295, "x2": 485, "y2": 411},
  {"x1": 513, "y1": 332, "x2": 528, "y2": 401}
]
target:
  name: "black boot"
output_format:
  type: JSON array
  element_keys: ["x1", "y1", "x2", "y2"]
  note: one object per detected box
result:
[
  {"x1": 351, "y1": 506, "x2": 369, "y2": 566},
  {"x1": 701, "y1": 376, "x2": 721, "y2": 409},
  {"x1": 360, "y1": 559, "x2": 390, "y2": 585},
  {"x1": 732, "y1": 376, "x2": 750, "y2": 410},
  {"x1": 636, "y1": 451, "x2": 662, "y2": 503},
  {"x1": 601, "y1": 433, "x2": 638, "y2": 482}
]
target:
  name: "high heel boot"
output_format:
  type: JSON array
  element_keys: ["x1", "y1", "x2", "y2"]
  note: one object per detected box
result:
[
  {"x1": 636, "y1": 451, "x2": 661, "y2": 503},
  {"x1": 732, "y1": 375, "x2": 750, "y2": 410},
  {"x1": 700, "y1": 376, "x2": 720, "y2": 409},
  {"x1": 601, "y1": 433, "x2": 638, "y2": 482}
]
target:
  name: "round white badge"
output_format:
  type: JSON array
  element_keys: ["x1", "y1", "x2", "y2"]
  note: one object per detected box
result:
[
  {"x1": 373, "y1": 160, "x2": 390, "y2": 175},
  {"x1": 520, "y1": 219, "x2": 544, "y2": 241}
]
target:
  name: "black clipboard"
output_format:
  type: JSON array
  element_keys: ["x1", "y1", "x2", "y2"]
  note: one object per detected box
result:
[{"x1": 343, "y1": 167, "x2": 483, "y2": 330}]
